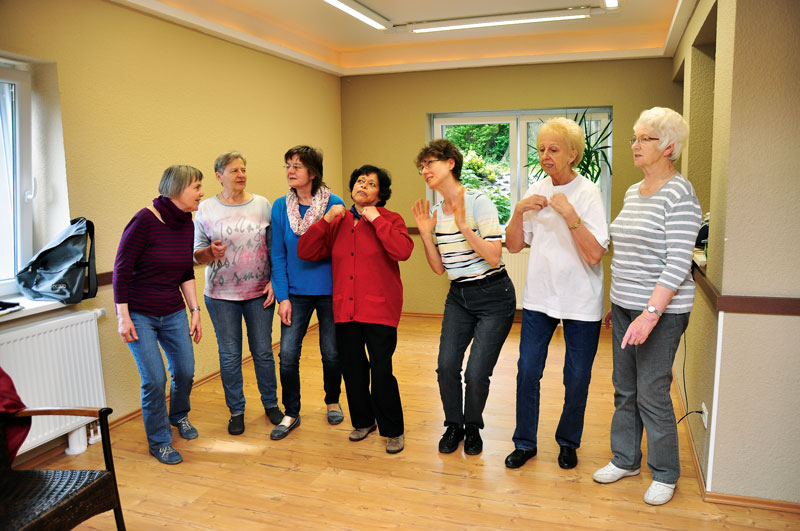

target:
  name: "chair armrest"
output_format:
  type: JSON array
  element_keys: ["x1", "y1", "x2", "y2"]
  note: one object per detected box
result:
[
  {"x1": 13, "y1": 407, "x2": 102, "y2": 419},
  {"x1": 11, "y1": 408, "x2": 116, "y2": 473}
]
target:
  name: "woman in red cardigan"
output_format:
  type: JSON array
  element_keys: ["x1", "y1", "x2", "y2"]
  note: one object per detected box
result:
[{"x1": 297, "y1": 165, "x2": 413, "y2": 454}]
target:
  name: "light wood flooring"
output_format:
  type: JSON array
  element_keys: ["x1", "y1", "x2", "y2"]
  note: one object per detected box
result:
[{"x1": 35, "y1": 315, "x2": 800, "y2": 529}]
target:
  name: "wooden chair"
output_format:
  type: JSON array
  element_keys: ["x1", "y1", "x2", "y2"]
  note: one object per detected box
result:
[{"x1": 0, "y1": 407, "x2": 125, "y2": 530}]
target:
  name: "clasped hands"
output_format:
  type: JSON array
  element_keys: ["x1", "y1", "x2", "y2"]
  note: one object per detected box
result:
[{"x1": 325, "y1": 204, "x2": 380, "y2": 223}]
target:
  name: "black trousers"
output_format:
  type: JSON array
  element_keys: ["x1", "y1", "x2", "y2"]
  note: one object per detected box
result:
[{"x1": 336, "y1": 321, "x2": 404, "y2": 437}]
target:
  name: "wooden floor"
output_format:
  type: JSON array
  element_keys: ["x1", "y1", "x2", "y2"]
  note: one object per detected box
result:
[{"x1": 38, "y1": 315, "x2": 799, "y2": 529}]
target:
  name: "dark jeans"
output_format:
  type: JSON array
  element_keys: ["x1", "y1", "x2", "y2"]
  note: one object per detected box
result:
[
  {"x1": 437, "y1": 271, "x2": 516, "y2": 429},
  {"x1": 336, "y1": 322, "x2": 404, "y2": 437},
  {"x1": 610, "y1": 303, "x2": 690, "y2": 484},
  {"x1": 278, "y1": 294, "x2": 341, "y2": 418},
  {"x1": 512, "y1": 310, "x2": 601, "y2": 451}
]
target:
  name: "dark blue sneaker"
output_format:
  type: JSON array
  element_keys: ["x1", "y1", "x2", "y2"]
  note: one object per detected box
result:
[
  {"x1": 173, "y1": 416, "x2": 198, "y2": 440},
  {"x1": 150, "y1": 444, "x2": 183, "y2": 465}
]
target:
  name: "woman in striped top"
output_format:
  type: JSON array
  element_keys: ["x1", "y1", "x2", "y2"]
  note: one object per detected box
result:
[
  {"x1": 412, "y1": 139, "x2": 516, "y2": 456},
  {"x1": 114, "y1": 165, "x2": 205, "y2": 465},
  {"x1": 593, "y1": 108, "x2": 702, "y2": 506}
]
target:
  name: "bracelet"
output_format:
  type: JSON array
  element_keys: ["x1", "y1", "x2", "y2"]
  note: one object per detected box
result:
[
  {"x1": 189, "y1": 307, "x2": 201, "y2": 313},
  {"x1": 568, "y1": 217, "x2": 582, "y2": 230}
]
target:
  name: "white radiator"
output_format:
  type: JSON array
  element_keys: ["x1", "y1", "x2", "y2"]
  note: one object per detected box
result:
[
  {"x1": 502, "y1": 248, "x2": 529, "y2": 310},
  {"x1": 0, "y1": 309, "x2": 107, "y2": 454}
]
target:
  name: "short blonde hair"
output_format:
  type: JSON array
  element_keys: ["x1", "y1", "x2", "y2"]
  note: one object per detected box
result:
[
  {"x1": 537, "y1": 117, "x2": 585, "y2": 168},
  {"x1": 634, "y1": 107, "x2": 689, "y2": 161}
]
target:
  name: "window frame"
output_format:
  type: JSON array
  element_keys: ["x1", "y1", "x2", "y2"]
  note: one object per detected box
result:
[
  {"x1": 0, "y1": 63, "x2": 33, "y2": 296},
  {"x1": 430, "y1": 107, "x2": 613, "y2": 223}
]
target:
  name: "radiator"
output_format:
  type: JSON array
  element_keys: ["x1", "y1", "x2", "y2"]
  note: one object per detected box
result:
[
  {"x1": 502, "y1": 248, "x2": 529, "y2": 310},
  {"x1": 0, "y1": 309, "x2": 107, "y2": 454}
]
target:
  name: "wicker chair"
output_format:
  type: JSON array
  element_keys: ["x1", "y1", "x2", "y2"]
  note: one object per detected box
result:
[{"x1": 0, "y1": 407, "x2": 125, "y2": 530}]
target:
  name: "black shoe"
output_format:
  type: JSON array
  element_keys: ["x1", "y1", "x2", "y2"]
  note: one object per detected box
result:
[
  {"x1": 438, "y1": 424, "x2": 464, "y2": 454},
  {"x1": 558, "y1": 445, "x2": 578, "y2": 469},
  {"x1": 266, "y1": 406, "x2": 284, "y2": 426},
  {"x1": 228, "y1": 414, "x2": 244, "y2": 435},
  {"x1": 464, "y1": 425, "x2": 483, "y2": 455},
  {"x1": 505, "y1": 448, "x2": 537, "y2": 469}
]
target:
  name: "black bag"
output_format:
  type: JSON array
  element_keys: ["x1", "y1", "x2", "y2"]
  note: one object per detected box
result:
[{"x1": 15, "y1": 217, "x2": 97, "y2": 304}]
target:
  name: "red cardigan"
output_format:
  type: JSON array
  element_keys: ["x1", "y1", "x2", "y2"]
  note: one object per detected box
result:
[{"x1": 297, "y1": 208, "x2": 413, "y2": 328}]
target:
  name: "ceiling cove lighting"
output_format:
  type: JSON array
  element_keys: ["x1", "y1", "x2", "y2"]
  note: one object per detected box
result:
[
  {"x1": 405, "y1": 8, "x2": 592, "y2": 34},
  {"x1": 322, "y1": 0, "x2": 390, "y2": 30},
  {"x1": 603, "y1": 0, "x2": 620, "y2": 9}
]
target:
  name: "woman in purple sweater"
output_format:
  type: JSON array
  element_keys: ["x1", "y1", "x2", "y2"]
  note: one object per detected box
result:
[{"x1": 113, "y1": 165, "x2": 204, "y2": 465}]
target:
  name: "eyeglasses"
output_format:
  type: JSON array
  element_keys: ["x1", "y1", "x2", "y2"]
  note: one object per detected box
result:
[
  {"x1": 629, "y1": 136, "x2": 660, "y2": 145},
  {"x1": 418, "y1": 159, "x2": 443, "y2": 175},
  {"x1": 284, "y1": 163, "x2": 305, "y2": 171}
]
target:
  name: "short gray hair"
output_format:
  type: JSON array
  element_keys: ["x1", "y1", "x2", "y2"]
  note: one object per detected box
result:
[
  {"x1": 158, "y1": 165, "x2": 203, "y2": 198},
  {"x1": 214, "y1": 151, "x2": 247, "y2": 174},
  {"x1": 634, "y1": 107, "x2": 689, "y2": 161}
]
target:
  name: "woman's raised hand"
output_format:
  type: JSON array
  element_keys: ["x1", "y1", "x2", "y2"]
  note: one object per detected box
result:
[
  {"x1": 324, "y1": 204, "x2": 347, "y2": 223},
  {"x1": 412, "y1": 198, "x2": 437, "y2": 236},
  {"x1": 452, "y1": 187, "x2": 467, "y2": 230}
]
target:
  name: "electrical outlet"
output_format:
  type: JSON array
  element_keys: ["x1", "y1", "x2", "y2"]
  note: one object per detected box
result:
[{"x1": 701, "y1": 402, "x2": 709, "y2": 429}]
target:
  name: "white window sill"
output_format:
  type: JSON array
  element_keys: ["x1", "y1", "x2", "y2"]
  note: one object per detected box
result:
[{"x1": 0, "y1": 294, "x2": 65, "y2": 324}]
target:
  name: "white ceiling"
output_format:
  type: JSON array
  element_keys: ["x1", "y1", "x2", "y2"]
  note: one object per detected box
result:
[{"x1": 110, "y1": 0, "x2": 696, "y2": 76}]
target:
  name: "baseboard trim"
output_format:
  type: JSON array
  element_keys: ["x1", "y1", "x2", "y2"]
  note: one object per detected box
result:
[{"x1": 678, "y1": 379, "x2": 800, "y2": 514}]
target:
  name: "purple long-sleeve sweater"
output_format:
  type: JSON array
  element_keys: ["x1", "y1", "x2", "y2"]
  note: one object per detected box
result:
[{"x1": 113, "y1": 198, "x2": 195, "y2": 316}]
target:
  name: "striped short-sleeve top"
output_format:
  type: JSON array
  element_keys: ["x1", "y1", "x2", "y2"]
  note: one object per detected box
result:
[
  {"x1": 610, "y1": 174, "x2": 702, "y2": 314},
  {"x1": 432, "y1": 189, "x2": 505, "y2": 282}
]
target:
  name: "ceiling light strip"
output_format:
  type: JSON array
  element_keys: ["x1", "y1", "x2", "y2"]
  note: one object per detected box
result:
[
  {"x1": 322, "y1": 0, "x2": 389, "y2": 30},
  {"x1": 411, "y1": 14, "x2": 589, "y2": 33}
]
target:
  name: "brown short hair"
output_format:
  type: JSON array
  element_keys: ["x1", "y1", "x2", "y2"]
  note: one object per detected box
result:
[
  {"x1": 414, "y1": 139, "x2": 463, "y2": 180},
  {"x1": 285, "y1": 145, "x2": 325, "y2": 195},
  {"x1": 158, "y1": 165, "x2": 203, "y2": 198}
]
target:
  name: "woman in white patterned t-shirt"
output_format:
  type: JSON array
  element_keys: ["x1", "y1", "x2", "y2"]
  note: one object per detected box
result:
[
  {"x1": 193, "y1": 152, "x2": 283, "y2": 436},
  {"x1": 592, "y1": 108, "x2": 702, "y2": 506},
  {"x1": 412, "y1": 139, "x2": 516, "y2": 457}
]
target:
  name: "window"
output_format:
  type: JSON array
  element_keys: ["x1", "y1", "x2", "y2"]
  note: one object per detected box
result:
[
  {"x1": 431, "y1": 108, "x2": 613, "y2": 224},
  {"x1": 0, "y1": 64, "x2": 33, "y2": 296}
]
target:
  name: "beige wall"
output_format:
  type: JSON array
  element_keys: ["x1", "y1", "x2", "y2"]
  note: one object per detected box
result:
[
  {"x1": 340, "y1": 59, "x2": 682, "y2": 314},
  {"x1": 0, "y1": 0, "x2": 343, "y2": 422},
  {"x1": 676, "y1": 0, "x2": 800, "y2": 503}
]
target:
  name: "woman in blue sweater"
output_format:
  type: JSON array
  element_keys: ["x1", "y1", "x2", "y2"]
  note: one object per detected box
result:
[{"x1": 270, "y1": 145, "x2": 345, "y2": 440}]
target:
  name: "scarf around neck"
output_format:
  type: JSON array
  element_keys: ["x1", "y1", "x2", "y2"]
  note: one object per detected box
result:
[
  {"x1": 153, "y1": 195, "x2": 192, "y2": 230},
  {"x1": 286, "y1": 186, "x2": 331, "y2": 236}
]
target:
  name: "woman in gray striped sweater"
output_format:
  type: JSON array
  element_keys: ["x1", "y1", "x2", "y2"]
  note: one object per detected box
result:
[{"x1": 592, "y1": 107, "x2": 702, "y2": 506}]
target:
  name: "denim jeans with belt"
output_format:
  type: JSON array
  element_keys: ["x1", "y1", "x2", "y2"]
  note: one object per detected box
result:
[
  {"x1": 127, "y1": 309, "x2": 195, "y2": 450},
  {"x1": 278, "y1": 294, "x2": 340, "y2": 418},
  {"x1": 513, "y1": 310, "x2": 601, "y2": 451},
  {"x1": 205, "y1": 294, "x2": 278, "y2": 416},
  {"x1": 437, "y1": 270, "x2": 516, "y2": 429},
  {"x1": 610, "y1": 303, "x2": 690, "y2": 484}
]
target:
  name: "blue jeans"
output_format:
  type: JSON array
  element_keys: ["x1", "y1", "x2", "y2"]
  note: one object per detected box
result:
[
  {"x1": 278, "y1": 295, "x2": 340, "y2": 418},
  {"x1": 610, "y1": 304, "x2": 690, "y2": 484},
  {"x1": 438, "y1": 271, "x2": 516, "y2": 429},
  {"x1": 127, "y1": 309, "x2": 195, "y2": 450},
  {"x1": 513, "y1": 310, "x2": 601, "y2": 451},
  {"x1": 205, "y1": 295, "x2": 278, "y2": 415}
]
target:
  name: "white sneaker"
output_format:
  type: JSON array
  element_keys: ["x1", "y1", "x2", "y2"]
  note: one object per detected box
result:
[
  {"x1": 592, "y1": 461, "x2": 641, "y2": 484},
  {"x1": 644, "y1": 481, "x2": 676, "y2": 505}
]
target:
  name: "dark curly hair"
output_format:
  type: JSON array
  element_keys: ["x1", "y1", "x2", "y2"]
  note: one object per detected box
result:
[{"x1": 349, "y1": 165, "x2": 392, "y2": 207}]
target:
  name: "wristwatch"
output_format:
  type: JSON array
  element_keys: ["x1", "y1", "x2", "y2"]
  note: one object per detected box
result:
[{"x1": 646, "y1": 305, "x2": 662, "y2": 317}]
